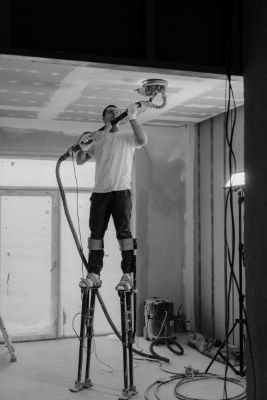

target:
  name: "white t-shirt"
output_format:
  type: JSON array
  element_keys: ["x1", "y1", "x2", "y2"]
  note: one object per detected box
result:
[{"x1": 87, "y1": 129, "x2": 139, "y2": 193}]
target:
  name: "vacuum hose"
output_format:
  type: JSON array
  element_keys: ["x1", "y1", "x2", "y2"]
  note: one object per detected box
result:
[{"x1": 56, "y1": 144, "x2": 167, "y2": 363}]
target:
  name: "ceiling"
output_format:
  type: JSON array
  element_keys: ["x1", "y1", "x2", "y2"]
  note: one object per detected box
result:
[{"x1": 0, "y1": 54, "x2": 244, "y2": 136}]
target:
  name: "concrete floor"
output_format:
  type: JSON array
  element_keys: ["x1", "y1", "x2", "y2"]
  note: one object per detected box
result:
[{"x1": 0, "y1": 333, "x2": 246, "y2": 400}]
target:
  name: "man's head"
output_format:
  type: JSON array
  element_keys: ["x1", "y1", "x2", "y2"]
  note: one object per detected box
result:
[{"x1": 102, "y1": 105, "x2": 121, "y2": 122}]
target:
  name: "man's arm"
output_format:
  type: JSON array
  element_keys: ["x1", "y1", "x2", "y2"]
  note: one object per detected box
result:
[
  {"x1": 76, "y1": 149, "x2": 92, "y2": 165},
  {"x1": 76, "y1": 122, "x2": 112, "y2": 165},
  {"x1": 128, "y1": 104, "x2": 147, "y2": 146},
  {"x1": 129, "y1": 119, "x2": 147, "y2": 146}
]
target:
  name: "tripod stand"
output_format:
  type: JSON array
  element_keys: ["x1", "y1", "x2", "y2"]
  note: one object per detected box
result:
[{"x1": 205, "y1": 187, "x2": 246, "y2": 376}]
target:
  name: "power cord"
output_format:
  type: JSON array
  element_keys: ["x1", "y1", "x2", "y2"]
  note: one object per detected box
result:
[
  {"x1": 224, "y1": 67, "x2": 238, "y2": 400},
  {"x1": 92, "y1": 337, "x2": 114, "y2": 373},
  {"x1": 144, "y1": 369, "x2": 246, "y2": 400}
]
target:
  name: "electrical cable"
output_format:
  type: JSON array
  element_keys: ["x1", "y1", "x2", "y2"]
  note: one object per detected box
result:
[
  {"x1": 71, "y1": 312, "x2": 89, "y2": 351},
  {"x1": 222, "y1": 55, "x2": 257, "y2": 400},
  {"x1": 92, "y1": 337, "x2": 114, "y2": 373},
  {"x1": 132, "y1": 355, "x2": 183, "y2": 375},
  {"x1": 71, "y1": 152, "x2": 85, "y2": 278},
  {"x1": 71, "y1": 312, "x2": 82, "y2": 340},
  {"x1": 56, "y1": 158, "x2": 88, "y2": 267},
  {"x1": 174, "y1": 375, "x2": 246, "y2": 400},
  {"x1": 201, "y1": 35, "x2": 249, "y2": 400},
  {"x1": 224, "y1": 69, "x2": 238, "y2": 400},
  {"x1": 144, "y1": 373, "x2": 246, "y2": 400}
]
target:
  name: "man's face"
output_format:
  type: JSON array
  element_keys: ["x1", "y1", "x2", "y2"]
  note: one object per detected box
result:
[{"x1": 103, "y1": 106, "x2": 121, "y2": 122}]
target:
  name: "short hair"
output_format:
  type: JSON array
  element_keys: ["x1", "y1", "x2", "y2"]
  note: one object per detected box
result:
[{"x1": 102, "y1": 104, "x2": 118, "y2": 118}]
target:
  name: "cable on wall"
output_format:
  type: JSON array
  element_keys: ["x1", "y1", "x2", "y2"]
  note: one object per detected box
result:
[{"x1": 223, "y1": 37, "x2": 256, "y2": 399}]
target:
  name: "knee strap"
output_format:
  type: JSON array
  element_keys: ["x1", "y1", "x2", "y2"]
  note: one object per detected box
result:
[
  {"x1": 118, "y1": 238, "x2": 137, "y2": 251},
  {"x1": 88, "y1": 237, "x2": 104, "y2": 250}
]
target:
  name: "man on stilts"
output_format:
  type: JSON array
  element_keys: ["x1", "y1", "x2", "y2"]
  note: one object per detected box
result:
[
  {"x1": 71, "y1": 102, "x2": 147, "y2": 399},
  {"x1": 76, "y1": 103, "x2": 146, "y2": 290}
]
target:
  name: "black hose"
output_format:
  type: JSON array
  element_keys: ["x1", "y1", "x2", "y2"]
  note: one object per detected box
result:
[
  {"x1": 56, "y1": 156, "x2": 164, "y2": 362},
  {"x1": 166, "y1": 339, "x2": 184, "y2": 356},
  {"x1": 149, "y1": 337, "x2": 184, "y2": 362}
]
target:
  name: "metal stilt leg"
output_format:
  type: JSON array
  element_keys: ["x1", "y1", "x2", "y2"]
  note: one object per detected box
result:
[
  {"x1": 118, "y1": 288, "x2": 137, "y2": 400},
  {"x1": 117, "y1": 238, "x2": 138, "y2": 399},
  {"x1": 119, "y1": 291, "x2": 129, "y2": 396},
  {"x1": 69, "y1": 281, "x2": 96, "y2": 392},
  {"x1": 85, "y1": 288, "x2": 96, "y2": 385},
  {"x1": 126, "y1": 292, "x2": 136, "y2": 395},
  {"x1": 69, "y1": 239, "x2": 138, "y2": 397}
]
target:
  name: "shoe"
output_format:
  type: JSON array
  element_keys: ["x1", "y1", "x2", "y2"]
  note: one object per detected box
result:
[
  {"x1": 116, "y1": 273, "x2": 133, "y2": 291},
  {"x1": 80, "y1": 273, "x2": 102, "y2": 289}
]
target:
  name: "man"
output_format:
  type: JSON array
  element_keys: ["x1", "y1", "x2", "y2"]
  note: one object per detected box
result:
[{"x1": 76, "y1": 103, "x2": 147, "y2": 290}]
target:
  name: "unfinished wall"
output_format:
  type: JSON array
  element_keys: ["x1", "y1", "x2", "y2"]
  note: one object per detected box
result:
[
  {"x1": 195, "y1": 106, "x2": 244, "y2": 341},
  {"x1": 135, "y1": 124, "x2": 195, "y2": 333}
]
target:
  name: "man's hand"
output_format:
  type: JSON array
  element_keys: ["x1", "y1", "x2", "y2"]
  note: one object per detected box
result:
[
  {"x1": 79, "y1": 132, "x2": 94, "y2": 151},
  {"x1": 127, "y1": 103, "x2": 139, "y2": 121},
  {"x1": 79, "y1": 121, "x2": 113, "y2": 151}
]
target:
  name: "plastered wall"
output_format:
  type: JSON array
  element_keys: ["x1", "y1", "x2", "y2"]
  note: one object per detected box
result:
[{"x1": 135, "y1": 124, "x2": 195, "y2": 333}]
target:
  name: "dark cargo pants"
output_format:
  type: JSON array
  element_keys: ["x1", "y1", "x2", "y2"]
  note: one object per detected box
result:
[{"x1": 88, "y1": 190, "x2": 134, "y2": 275}]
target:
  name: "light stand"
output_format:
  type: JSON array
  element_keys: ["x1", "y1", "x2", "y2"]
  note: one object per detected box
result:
[{"x1": 205, "y1": 175, "x2": 246, "y2": 376}]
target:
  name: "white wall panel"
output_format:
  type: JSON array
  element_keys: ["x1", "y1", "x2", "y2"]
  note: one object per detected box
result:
[{"x1": 0, "y1": 192, "x2": 56, "y2": 338}]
